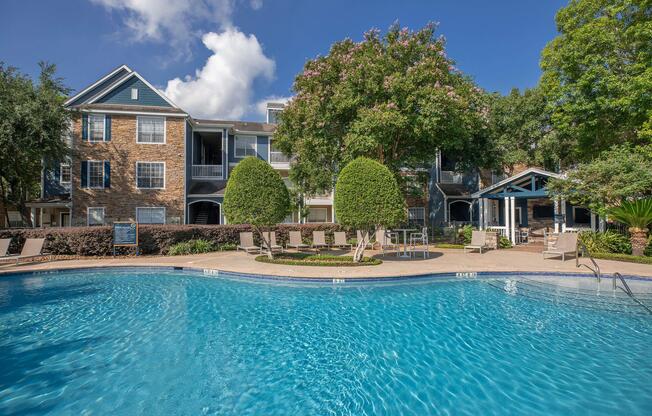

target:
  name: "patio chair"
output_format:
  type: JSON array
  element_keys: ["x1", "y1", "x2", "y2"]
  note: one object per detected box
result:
[
  {"x1": 356, "y1": 230, "x2": 374, "y2": 249},
  {"x1": 237, "y1": 232, "x2": 262, "y2": 254},
  {"x1": 464, "y1": 231, "x2": 490, "y2": 254},
  {"x1": 409, "y1": 227, "x2": 429, "y2": 258},
  {"x1": 542, "y1": 232, "x2": 578, "y2": 261},
  {"x1": 262, "y1": 232, "x2": 284, "y2": 253},
  {"x1": 311, "y1": 230, "x2": 330, "y2": 250},
  {"x1": 0, "y1": 238, "x2": 10, "y2": 257},
  {"x1": 332, "y1": 232, "x2": 352, "y2": 251},
  {"x1": 0, "y1": 238, "x2": 47, "y2": 265},
  {"x1": 286, "y1": 231, "x2": 309, "y2": 251},
  {"x1": 377, "y1": 229, "x2": 399, "y2": 257}
]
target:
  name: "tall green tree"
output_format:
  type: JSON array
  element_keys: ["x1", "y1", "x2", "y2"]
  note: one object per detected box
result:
[
  {"x1": 274, "y1": 23, "x2": 491, "y2": 196},
  {"x1": 488, "y1": 87, "x2": 559, "y2": 174},
  {"x1": 547, "y1": 144, "x2": 652, "y2": 214},
  {"x1": 0, "y1": 62, "x2": 71, "y2": 225},
  {"x1": 540, "y1": 0, "x2": 652, "y2": 165}
]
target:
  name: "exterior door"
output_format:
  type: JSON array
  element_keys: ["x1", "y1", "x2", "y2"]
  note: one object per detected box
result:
[{"x1": 60, "y1": 212, "x2": 71, "y2": 227}]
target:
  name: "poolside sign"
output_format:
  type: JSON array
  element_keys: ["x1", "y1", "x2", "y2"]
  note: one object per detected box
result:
[{"x1": 113, "y1": 222, "x2": 139, "y2": 255}]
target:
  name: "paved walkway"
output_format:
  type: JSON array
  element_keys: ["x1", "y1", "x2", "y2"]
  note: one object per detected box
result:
[{"x1": 1, "y1": 248, "x2": 650, "y2": 278}]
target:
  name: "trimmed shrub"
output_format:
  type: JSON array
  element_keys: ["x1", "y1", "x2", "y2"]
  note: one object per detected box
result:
[
  {"x1": 458, "y1": 225, "x2": 473, "y2": 244},
  {"x1": 579, "y1": 231, "x2": 631, "y2": 255},
  {"x1": 255, "y1": 253, "x2": 382, "y2": 267},
  {"x1": 168, "y1": 239, "x2": 217, "y2": 256},
  {"x1": 334, "y1": 158, "x2": 406, "y2": 231},
  {"x1": 0, "y1": 223, "x2": 348, "y2": 256},
  {"x1": 499, "y1": 236, "x2": 512, "y2": 249}
]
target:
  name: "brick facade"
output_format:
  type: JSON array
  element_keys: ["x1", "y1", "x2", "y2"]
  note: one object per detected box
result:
[{"x1": 71, "y1": 114, "x2": 185, "y2": 226}]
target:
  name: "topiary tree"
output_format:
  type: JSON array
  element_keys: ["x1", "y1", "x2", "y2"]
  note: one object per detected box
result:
[
  {"x1": 334, "y1": 157, "x2": 406, "y2": 262},
  {"x1": 223, "y1": 157, "x2": 290, "y2": 258}
]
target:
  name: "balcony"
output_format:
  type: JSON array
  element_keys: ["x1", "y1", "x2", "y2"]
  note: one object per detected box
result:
[
  {"x1": 440, "y1": 170, "x2": 464, "y2": 184},
  {"x1": 192, "y1": 164, "x2": 223, "y2": 179}
]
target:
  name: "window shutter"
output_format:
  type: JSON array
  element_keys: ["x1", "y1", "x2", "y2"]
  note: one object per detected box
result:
[
  {"x1": 81, "y1": 161, "x2": 88, "y2": 188},
  {"x1": 54, "y1": 164, "x2": 61, "y2": 183},
  {"x1": 104, "y1": 161, "x2": 111, "y2": 188},
  {"x1": 82, "y1": 114, "x2": 88, "y2": 141},
  {"x1": 105, "y1": 115, "x2": 111, "y2": 141}
]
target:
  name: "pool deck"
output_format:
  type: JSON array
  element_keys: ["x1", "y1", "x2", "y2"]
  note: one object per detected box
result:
[{"x1": 1, "y1": 248, "x2": 650, "y2": 279}]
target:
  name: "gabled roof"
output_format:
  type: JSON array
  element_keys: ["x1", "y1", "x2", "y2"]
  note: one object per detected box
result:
[
  {"x1": 472, "y1": 167, "x2": 562, "y2": 199},
  {"x1": 65, "y1": 64, "x2": 181, "y2": 110}
]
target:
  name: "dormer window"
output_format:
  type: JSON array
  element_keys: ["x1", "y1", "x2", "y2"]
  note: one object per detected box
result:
[{"x1": 131, "y1": 88, "x2": 138, "y2": 100}]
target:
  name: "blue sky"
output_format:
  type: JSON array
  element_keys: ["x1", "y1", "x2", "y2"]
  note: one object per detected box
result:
[{"x1": 0, "y1": 0, "x2": 567, "y2": 120}]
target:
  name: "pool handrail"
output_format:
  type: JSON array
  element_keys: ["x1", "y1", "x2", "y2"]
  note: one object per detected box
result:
[
  {"x1": 576, "y1": 241, "x2": 601, "y2": 283},
  {"x1": 613, "y1": 272, "x2": 652, "y2": 315}
]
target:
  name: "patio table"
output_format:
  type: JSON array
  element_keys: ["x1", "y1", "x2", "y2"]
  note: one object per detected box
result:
[{"x1": 393, "y1": 228, "x2": 416, "y2": 258}]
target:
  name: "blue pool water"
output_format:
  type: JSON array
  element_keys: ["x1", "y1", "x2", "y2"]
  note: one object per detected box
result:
[{"x1": 1, "y1": 269, "x2": 651, "y2": 415}]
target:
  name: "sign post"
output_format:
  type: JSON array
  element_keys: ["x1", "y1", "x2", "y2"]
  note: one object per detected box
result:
[{"x1": 113, "y1": 222, "x2": 139, "y2": 256}]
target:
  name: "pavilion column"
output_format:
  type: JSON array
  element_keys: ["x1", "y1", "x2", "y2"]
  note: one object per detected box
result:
[
  {"x1": 561, "y1": 198, "x2": 567, "y2": 232},
  {"x1": 483, "y1": 198, "x2": 489, "y2": 228},
  {"x1": 478, "y1": 199, "x2": 484, "y2": 230},
  {"x1": 503, "y1": 196, "x2": 510, "y2": 241},
  {"x1": 509, "y1": 197, "x2": 516, "y2": 243},
  {"x1": 553, "y1": 198, "x2": 560, "y2": 233},
  {"x1": 30, "y1": 207, "x2": 37, "y2": 228},
  {"x1": 590, "y1": 212, "x2": 597, "y2": 231}
]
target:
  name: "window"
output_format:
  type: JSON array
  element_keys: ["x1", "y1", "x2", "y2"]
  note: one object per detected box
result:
[
  {"x1": 87, "y1": 207, "x2": 105, "y2": 226},
  {"x1": 137, "y1": 207, "x2": 165, "y2": 224},
  {"x1": 235, "y1": 135, "x2": 256, "y2": 157},
  {"x1": 60, "y1": 163, "x2": 71, "y2": 184},
  {"x1": 533, "y1": 204, "x2": 554, "y2": 218},
  {"x1": 307, "y1": 207, "x2": 328, "y2": 223},
  {"x1": 131, "y1": 88, "x2": 138, "y2": 100},
  {"x1": 88, "y1": 161, "x2": 105, "y2": 188},
  {"x1": 573, "y1": 207, "x2": 591, "y2": 224},
  {"x1": 408, "y1": 207, "x2": 426, "y2": 226},
  {"x1": 267, "y1": 109, "x2": 282, "y2": 124},
  {"x1": 88, "y1": 114, "x2": 105, "y2": 142},
  {"x1": 137, "y1": 116, "x2": 165, "y2": 144},
  {"x1": 136, "y1": 162, "x2": 165, "y2": 189}
]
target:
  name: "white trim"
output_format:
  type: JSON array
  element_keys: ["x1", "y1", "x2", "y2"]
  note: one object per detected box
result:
[
  {"x1": 87, "y1": 71, "x2": 181, "y2": 108},
  {"x1": 83, "y1": 108, "x2": 187, "y2": 117},
  {"x1": 64, "y1": 65, "x2": 132, "y2": 106},
  {"x1": 234, "y1": 129, "x2": 271, "y2": 136},
  {"x1": 88, "y1": 113, "x2": 106, "y2": 142},
  {"x1": 131, "y1": 88, "x2": 138, "y2": 100},
  {"x1": 135, "y1": 161, "x2": 166, "y2": 189},
  {"x1": 187, "y1": 200, "x2": 222, "y2": 225},
  {"x1": 471, "y1": 167, "x2": 562, "y2": 198},
  {"x1": 59, "y1": 162, "x2": 71, "y2": 184},
  {"x1": 86, "y1": 160, "x2": 106, "y2": 189},
  {"x1": 87, "y1": 207, "x2": 105, "y2": 226},
  {"x1": 136, "y1": 206, "x2": 166, "y2": 224},
  {"x1": 188, "y1": 193, "x2": 224, "y2": 197},
  {"x1": 136, "y1": 115, "x2": 166, "y2": 144},
  {"x1": 59, "y1": 211, "x2": 71, "y2": 227},
  {"x1": 234, "y1": 134, "x2": 257, "y2": 158}
]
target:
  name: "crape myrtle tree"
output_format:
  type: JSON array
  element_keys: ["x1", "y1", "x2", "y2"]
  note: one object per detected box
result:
[
  {"x1": 334, "y1": 158, "x2": 406, "y2": 262},
  {"x1": 223, "y1": 157, "x2": 290, "y2": 259},
  {"x1": 274, "y1": 23, "x2": 492, "y2": 198},
  {"x1": 540, "y1": 0, "x2": 652, "y2": 165},
  {"x1": 0, "y1": 62, "x2": 71, "y2": 225}
]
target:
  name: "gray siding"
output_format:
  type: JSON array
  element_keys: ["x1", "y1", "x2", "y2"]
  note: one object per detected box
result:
[
  {"x1": 67, "y1": 68, "x2": 130, "y2": 106},
  {"x1": 97, "y1": 76, "x2": 171, "y2": 107}
]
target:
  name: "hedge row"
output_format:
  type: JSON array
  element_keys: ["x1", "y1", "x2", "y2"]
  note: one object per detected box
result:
[{"x1": 0, "y1": 224, "x2": 348, "y2": 256}]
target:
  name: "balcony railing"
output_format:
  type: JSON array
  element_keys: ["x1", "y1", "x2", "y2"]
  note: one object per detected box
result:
[
  {"x1": 270, "y1": 151, "x2": 291, "y2": 164},
  {"x1": 192, "y1": 164, "x2": 223, "y2": 179},
  {"x1": 440, "y1": 170, "x2": 463, "y2": 184}
]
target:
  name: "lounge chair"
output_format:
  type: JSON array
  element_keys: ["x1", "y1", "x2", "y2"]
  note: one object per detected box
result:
[
  {"x1": 0, "y1": 238, "x2": 47, "y2": 264},
  {"x1": 262, "y1": 231, "x2": 283, "y2": 253},
  {"x1": 332, "y1": 232, "x2": 352, "y2": 251},
  {"x1": 0, "y1": 238, "x2": 10, "y2": 257},
  {"x1": 377, "y1": 229, "x2": 399, "y2": 257},
  {"x1": 237, "y1": 232, "x2": 262, "y2": 254},
  {"x1": 286, "y1": 231, "x2": 309, "y2": 251},
  {"x1": 543, "y1": 232, "x2": 578, "y2": 261},
  {"x1": 356, "y1": 230, "x2": 374, "y2": 249},
  {"x1": 311, "y1": 230, "x2": 330, "y2": 250},
  {"x1": 464, "y1": 231, "x2": 489, "y2": 254}
]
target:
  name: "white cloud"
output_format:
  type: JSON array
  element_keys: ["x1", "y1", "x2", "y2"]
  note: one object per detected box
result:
[
  {"x1": 164, "y1": 30, "x2": 275, "y2": 120},
  {"x1": 254, "y1": 95, "x2": 292, "y2": 118},
  {"x1": 249, "y1": 0, "x2": 264, "y2": 10}
]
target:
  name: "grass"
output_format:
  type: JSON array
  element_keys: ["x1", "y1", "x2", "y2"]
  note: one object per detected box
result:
[
  {"x1": 255, "y1": 252, "x2": 382, "y2": 267},
  {"x1": 435, "y1": 243, "x2": 464, "y2": 249},
  {"x1": 591, "y1": 252, "x2": 652, "y2": 265}
]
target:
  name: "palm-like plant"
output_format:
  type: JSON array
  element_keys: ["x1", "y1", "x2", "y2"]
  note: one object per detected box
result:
[{"x1": 608, "y1": 198, "x2": 652, "y2": 256}]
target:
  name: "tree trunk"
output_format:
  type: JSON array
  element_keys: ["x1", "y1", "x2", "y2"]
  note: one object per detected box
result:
[
  {"x1": 629, "y1": 228, "x2": 648, "y2": 257},
  {"x1": 353, "y1": 230, "x2": 374, "y2": 262},
  {"x1": 253, "y1": 225, "x2": 274, "y2": 259}
]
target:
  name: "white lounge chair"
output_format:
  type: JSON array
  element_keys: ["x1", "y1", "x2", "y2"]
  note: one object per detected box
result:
[
  {"x1": 543, "y1": 232, "x2": 578, "y2": 261},
  {"x1": 0, "y1": 238, "x2": 10, "y2": 257},
  {"x1": 332, "y1": 232, "x2": 352, "y2": 251},
  {"x1": 237, "y1": 232, "x2": 261, "y2": 254},
  {"x1": 0, "y1": 238, "x2": 47, "y2": 264},
  {"x1": 311, "y1": 231, "x2": 329, "y2": 250},
  {"x1": 262, "y1": 231, "x2": 283, "y2": 253},
  {"x1": 464, "y1": 231, "x2": 489, "y2": 254},
  {"x1": 286, "y1": 231, "x2": 309, "y2": 251}
]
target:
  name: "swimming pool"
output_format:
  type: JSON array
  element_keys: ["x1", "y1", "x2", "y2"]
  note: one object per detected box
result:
[{"x1": 1, "y1": 268, "x2": 651, "y2": 415}]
